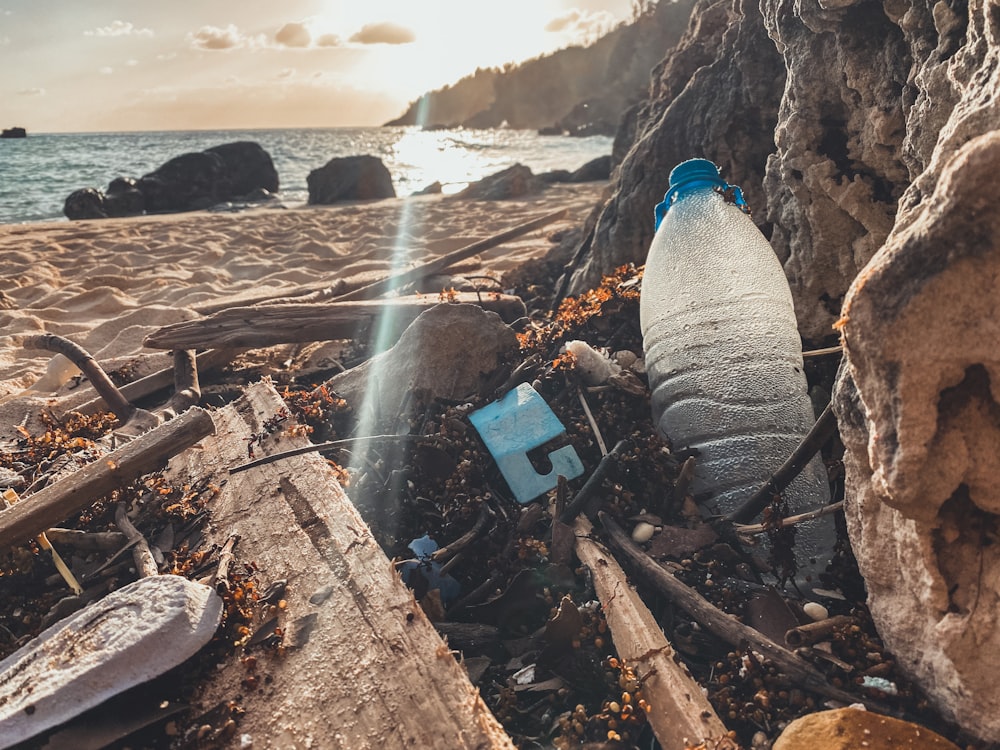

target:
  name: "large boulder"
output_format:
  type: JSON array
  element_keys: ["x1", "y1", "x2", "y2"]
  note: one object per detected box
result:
[
  {"x1": 306, "y1": 155, "x2": 395, "y2": 204},
  {"x1": 137, "y1": 142, "x2": 278, "y2": 214},
  {"x1": 457, "y1": 164, "x2": 546, "y2": 200},
  {"x1": 63, "y1": 141, "x2": 279, "y2": 219},
  {"x1": 318, "y1": 303, "x2": 517, "y2": 432},
  {"x1": 833, "y1": 132, "x2": 1000, "y2": 742}
]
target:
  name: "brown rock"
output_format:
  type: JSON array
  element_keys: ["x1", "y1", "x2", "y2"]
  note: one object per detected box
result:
[
  {"x1": 833, "y1": 131, "x2": 1000, "y2": 741},
  {"x1": 319, "y1": 303, "x2": 517, "y2": 430},
  {"x1": 773, "y1": 708, "x2": 958, "y2": 750},
  {"x1": 458, "y1": 164, "x2": 546, "y2": 201}
]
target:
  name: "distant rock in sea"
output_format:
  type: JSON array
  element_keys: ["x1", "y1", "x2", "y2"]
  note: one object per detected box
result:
[
  {"x1": 63, "y1": 141, "x2": 279, "y2": 220},
  {"x1": 1, "y1": 127, "x2": 27, "y2": 139}
]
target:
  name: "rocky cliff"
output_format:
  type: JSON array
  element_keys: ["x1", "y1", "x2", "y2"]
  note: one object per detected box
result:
[
  {"x1": 385, "y1": 0, "x2": 696, "y2": 135},
  {"x1": 569, "y1": 0, "x2": 1000, "y2": 741}
]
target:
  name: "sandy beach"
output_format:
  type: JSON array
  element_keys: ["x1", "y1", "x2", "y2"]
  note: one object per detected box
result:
[{"x1": 0, "y1": 182, "x2": 605, "y2": 407}]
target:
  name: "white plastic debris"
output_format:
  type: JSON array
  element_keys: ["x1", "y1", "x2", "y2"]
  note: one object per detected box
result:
[
  {"x1": 0, "y1": 575, "x2": 223, "y2": 746},
  {"x1": 565, "y1": 340, "x2": 621, "y2": 385},
  {"x1": 631, "y1": 522, "x2": 656, "y2": 543}
]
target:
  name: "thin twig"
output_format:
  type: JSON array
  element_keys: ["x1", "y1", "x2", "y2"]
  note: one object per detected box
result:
[
  {"x1": 724, "y1": 404, "x2": 837, "y2": 524},
  {"x1": 598, "y1": 513, "x2": 895, "y2": 713},
  {"x1": 784, "y1": 615, "x2": 858, "y2": 648},
  {"x1": 577, "y1": 387, "x2": 608, "y2": 456},
  {"x1": 558, "y1": 438, "x2": 630, "y2": 524},
  {"x1": 229, "y1": 433, "x2": 419, "y2": 474},
  {"x1": 214, "y1": 534, "x2": 240, "y2": 594},
  {"x1": 735, "y1": 501, "x2": 844, "y2": 536},
  {"x1": 802, "y1": 345, "x2": 843, "y2": 359},
  {"x1": 431, "y1": 504, "x2": 493, "y2": 563},
  {"x1": 114, "y1": 502, "x2": 159, "y2": 578}
]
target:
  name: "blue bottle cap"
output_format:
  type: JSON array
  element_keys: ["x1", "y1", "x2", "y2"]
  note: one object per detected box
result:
[
  {"x1": 653, "y1": 158, "x2": 749, "y2": 231},
  {"x1": 669, "y1": 158, "x2": 724, "y2": 188}
]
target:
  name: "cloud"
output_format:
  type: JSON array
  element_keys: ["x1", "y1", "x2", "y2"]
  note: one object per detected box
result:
[
  {"x1": 277, "y1": 68, "x2": 295, "y2": 79},
  {"x1": 544, "y1": 9, "x2": 616, "y2": 39},
  {"x1": 349, "y1": 22, "x2": 415, "y2": 45},
  {"x1": 316, "y1": 33, "x2": 341, "y2": 47},
  {"x1": 275, "y1": 22, "x2": 311, "y2": 48},
  {"x1": 17, "y1": 87, "x2": 45, "y2": 96},
  {"x1": 85, "y1": 20, "x2": 153, "y2": 38},
  {"x1": 188, "y1": 24, "x2": 263, "y2": 50},
  {"x1": 99, "y1": 66, "x2": 114, "y2": 75}
]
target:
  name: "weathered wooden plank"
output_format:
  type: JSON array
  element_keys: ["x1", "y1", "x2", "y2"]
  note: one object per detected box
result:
[
  {"x1": 143, "y1": 293, "x2": 525, "y2": 350},
  {"x1": 170, "y1": 380, "x2": 513, "y2": 749}
]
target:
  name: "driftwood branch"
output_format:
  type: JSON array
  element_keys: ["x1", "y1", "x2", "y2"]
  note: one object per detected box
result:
[
  {"x1": 333, "y1": 209, "x2": 566, "y2": 302},
  {"x1": 158, "y1": 349, "x2": 201, "y2": 419},
  {"x1": 597, "y1": 513, "x2": 893, "y2": 712},
  {"x1": 114, "y1": 502, "x2": 159, "y2": 578},
  {"x1": 192, "y1": 209, "x2": 566, "y2": 314},
  {"x1": 784, "y1": 615, "x2": 859, "y2": 648},
  {"x1": 574, "y1": 517, "x2": 729, "y2": 747},
  {"x1": 0, "y1": 407, "x2": 215, "y2": 549},
  {"x1": 725, "y1": 404, "x2": 838, "y2": 524},
  {"x1": 60, "y1": 349, "x2": 237, "y2": 418},
  {"x1": 143, "y1": 293, "x2": 525, "y2": 351},
  {"x1": 23, "y1": 334, "x2": 135, "y2": 422}
]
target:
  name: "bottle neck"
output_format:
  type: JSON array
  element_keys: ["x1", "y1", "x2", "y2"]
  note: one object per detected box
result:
[{"x1": 653, "y1": 178, "x2": 749, "y2": 231}]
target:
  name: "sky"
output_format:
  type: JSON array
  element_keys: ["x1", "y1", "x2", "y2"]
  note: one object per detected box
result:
[{"x1": 0, "y1": 0, "x2": 635, "y2": 133}]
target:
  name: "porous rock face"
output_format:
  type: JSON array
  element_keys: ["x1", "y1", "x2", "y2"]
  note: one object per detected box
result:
[
  {"x1": 567, "y1": 0, "x2": 786, "y2": 308},
  {"x1": 569, "y1": 0, "x2": 922, "y2": 341},
  {"x1": 833, "y1": 132, "x2": 1000, "y2": 742},
  {"x1": 570, "y1": 0, "x2": 1000, "y2": 738}
]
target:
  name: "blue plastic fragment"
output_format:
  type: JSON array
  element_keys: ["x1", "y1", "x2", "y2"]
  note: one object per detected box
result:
[
  {"x1": 399, "y1": 534, "x2": 461, "y2": 604},
  {"x1": 469, "y1": 382, "x2": 584, "y2": 504}
]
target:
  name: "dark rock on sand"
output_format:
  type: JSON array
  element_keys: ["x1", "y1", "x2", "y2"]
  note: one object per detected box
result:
[
  {"x1": 458, "y1": 164, "x2": 546, "y2": 200},
  {"x1": 307, "y1": 155, "x2": 396, "y2": 204},
  {"x1": 63, "y1": 188, "x2": 108, "y2": 220},
  {"x1": 63, "y1": 141, "x2": 279, "y2": 219},
  {"x1": 137, "y1": 142, "x2": 278, "y2": 214},
  {"x1": 568, "y1": 155, "x2": 611, "y2": 183},
  {"x1": 104, "y1": 177, "x2": 145, "y2": 218}
]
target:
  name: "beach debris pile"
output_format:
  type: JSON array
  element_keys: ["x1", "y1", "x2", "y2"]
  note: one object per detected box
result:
[{"x1": 0, "y1": 213, "x2": 975, "y2": 749}]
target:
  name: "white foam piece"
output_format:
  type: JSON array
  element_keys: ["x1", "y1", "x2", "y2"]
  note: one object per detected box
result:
[{"x1": 0, "y1": 575, "x2": 222, "y2": 747}]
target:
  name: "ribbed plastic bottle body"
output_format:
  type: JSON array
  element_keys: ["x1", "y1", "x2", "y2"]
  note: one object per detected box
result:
[{"x1": 640, "y1": 189, "x2": 830, "y2": 537}]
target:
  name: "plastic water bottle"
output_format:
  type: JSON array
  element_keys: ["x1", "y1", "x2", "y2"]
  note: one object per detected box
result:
[{"x1": 639, "y1": 159, "x2": 831, "y2": 571}]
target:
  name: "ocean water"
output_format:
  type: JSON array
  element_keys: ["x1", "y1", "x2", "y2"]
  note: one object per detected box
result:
[{"x1": 0, "y1": 127, "x2": 613, "y2": 225}]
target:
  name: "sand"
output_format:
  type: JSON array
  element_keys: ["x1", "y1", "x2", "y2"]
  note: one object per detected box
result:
[{"x1": 0, "y1": 183, "x2": 606, "y2": 413}]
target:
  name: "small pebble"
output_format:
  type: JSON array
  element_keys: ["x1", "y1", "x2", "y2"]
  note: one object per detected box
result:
[
  {"x1": 803, "y1": 601, "x2": 829, "y2": 621},
  {"x1": 631, "y1": 522, "x2": 656, "y2": 543}
]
